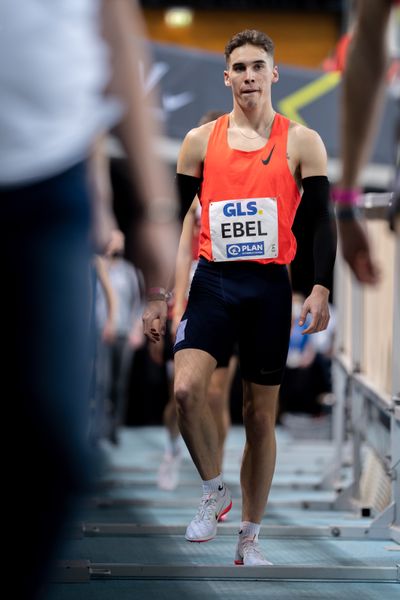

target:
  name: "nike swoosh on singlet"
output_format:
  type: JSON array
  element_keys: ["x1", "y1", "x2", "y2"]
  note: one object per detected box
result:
[{"x1": 261, "y1": 144, "x2": 275, "y2": 165}]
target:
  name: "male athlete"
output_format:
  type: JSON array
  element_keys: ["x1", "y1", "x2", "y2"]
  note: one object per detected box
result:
[{"x1": 173, "y1": 29, "x2": 336, "y2": 565}]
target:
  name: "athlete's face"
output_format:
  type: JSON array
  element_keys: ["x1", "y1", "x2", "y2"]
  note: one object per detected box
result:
[{"x1": 224, "y1": 44, "x2": 279, "y2": 110}]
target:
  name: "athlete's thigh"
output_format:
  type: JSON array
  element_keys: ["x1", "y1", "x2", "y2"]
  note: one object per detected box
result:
[
  {"x1": 174, "y1": 348, "x2": 217, "y2": 395},
  {"x1": 174, "y1": 261, "x2": 235, "y2": 366}
]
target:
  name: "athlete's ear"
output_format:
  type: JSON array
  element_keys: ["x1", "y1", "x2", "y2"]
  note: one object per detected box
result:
[
  {"x1": 272, "y1": 65, "x2": 279, "y2": 83},
  {"x1": 224, "y1": 70, "x2": 231, "y2": 87}
]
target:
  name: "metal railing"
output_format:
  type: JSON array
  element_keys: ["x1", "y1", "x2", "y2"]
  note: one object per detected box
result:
[{"x1": 332, "y1": 192, "x2": 399, "y2": 543}]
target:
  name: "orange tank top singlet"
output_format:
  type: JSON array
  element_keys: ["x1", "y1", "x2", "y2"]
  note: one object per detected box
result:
[{"x1": 198, "y1": 113, "x2": 301, "y2": 265}]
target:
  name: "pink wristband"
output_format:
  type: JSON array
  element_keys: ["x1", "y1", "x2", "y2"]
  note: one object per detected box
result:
[
  {"x1": 147, "y1": 287, "x2": 166, "y2": 296},
  {"x1": 331, "y1": 187, "x2": 361, "y2": 206}
]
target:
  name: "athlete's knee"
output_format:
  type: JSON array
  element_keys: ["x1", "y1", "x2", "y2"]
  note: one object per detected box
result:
[
  {"x1": 174, "y1": 381, "x2": 200, "y2": 415},
  {"x1": 242, "y1": 403, "x2": 276, "y2": 436},
  {"x1": 175, "y1": 385, "x2": 189, "y2": 411}
]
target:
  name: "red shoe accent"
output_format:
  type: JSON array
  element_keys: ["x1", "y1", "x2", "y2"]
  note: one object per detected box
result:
[{"x1": 218, "y1": 500, "x2": 232, "y2": 521}]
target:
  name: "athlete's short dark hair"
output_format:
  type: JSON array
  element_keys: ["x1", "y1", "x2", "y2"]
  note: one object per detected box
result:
[{"x1": 224, "y1": 29, "x2": 275, "y2": 64}]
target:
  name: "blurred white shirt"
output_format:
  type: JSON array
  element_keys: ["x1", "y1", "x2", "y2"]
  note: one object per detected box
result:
[{"x1": 0, "y1": 0, "x2": 121, "y2": 184}]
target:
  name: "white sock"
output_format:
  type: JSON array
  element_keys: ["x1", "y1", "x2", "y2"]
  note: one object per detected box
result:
[
  {"x1": 202, "y1": 474, "x2": 223, "y2": 495},
  {"x1": 166, "y1": 435, "x2": 181, "y2": 456},
  {"x1": 239, "y1": 521, "x2": 261, "y2": 541}
]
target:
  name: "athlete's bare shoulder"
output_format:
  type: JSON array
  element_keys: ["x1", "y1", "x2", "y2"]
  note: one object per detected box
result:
[
  {"x1": 187, "y1": 120, "x2": 217, "y2": 154},
  {"x1": 288, "y1": 120, "x2": 324, "y2": 146},
  {"x1": 178, "y1": 119, "x2": 219, "y2": 175},
  {"x1": 287, "y1": 120, "x2": 327, "y2": 177}
]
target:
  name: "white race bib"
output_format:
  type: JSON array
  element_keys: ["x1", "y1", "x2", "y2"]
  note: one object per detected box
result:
[{"x1": 209, "y1": 197, "x2": 278, "y2": 261}]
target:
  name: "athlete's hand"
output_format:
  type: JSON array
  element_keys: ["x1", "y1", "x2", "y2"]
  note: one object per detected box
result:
[
  {"x1": 142, "y1": 299, "x2": 167, "y2": 343},
  {"x1": 299, "y1": 285, "x2": 330, "y2": 334},
  {"x1": 338, "y1": 219, "x2": 380, "y2": 285}
]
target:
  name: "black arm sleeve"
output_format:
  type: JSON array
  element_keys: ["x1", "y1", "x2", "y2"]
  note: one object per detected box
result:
[
  {"x1": 292, "y1": 176, "x2": 337, "y2": 292},
  {"x1": 176, "y1": 173, "x2": 202, "y2": 222}
]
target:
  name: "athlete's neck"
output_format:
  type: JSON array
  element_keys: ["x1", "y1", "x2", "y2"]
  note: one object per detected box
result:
[{"x1": 231, "y1": 107, "x2": 275, "y2": 139}]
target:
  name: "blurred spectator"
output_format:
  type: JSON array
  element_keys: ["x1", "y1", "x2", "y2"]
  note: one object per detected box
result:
[
  {"x1": 278, "y1": 295, "x2": 335, "y2": 421},
  {"x1": 322, "y1": 30, "x2": 353, "y2": 73},
  {"x1": 96, "y1": 230, "x2": 145, "y2": 444},
  {"x1": 89, "y1": 252, "x2": 117, "y2": 445},
  {"x1": 322, "y1": 1, "x2": 358, "y2": 73}
]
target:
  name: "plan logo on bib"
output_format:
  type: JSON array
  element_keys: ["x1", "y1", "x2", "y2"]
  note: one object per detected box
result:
[
  {"x1": 226, "y1": 242, "x2": 265, "y2": 258},
  {"x1": 209, "y1": 197, "x2": 279, "y2": 261}
]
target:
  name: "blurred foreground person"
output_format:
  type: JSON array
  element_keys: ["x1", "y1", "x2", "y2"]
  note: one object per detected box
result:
[{"x1": 0, "y1": 1, "x2": 178, "y2": 597}]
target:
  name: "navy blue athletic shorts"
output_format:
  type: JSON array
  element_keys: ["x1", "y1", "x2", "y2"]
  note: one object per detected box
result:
[{"x1": 173, "y1": 256, "x2": 292, "y2": 386}]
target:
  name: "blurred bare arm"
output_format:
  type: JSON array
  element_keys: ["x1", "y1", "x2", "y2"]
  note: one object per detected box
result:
[
  {"x1": 340, "y1": 0, "x2": 391, "y2": 188},
  {"x1": 101, "y1": 0, "x2": 180, "y2": 340},
  {"x1": 87, "y1": 135, "x2": 117, "y2": 254},
  {"x1": 95, "y1": 255, "x2": 117, "y2": 342},
  {"x1": 336, "y1": 0, "x2": 390, "y2": 284}
]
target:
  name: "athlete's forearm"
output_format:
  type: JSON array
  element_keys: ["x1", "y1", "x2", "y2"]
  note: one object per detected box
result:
[{"x1": 302, "y1": 176, "x2": 337, "y2": 290}]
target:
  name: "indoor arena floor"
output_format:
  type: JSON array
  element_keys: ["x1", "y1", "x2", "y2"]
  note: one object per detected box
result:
[{"x1": 45, "y1": 425, "x2": 400, "y2": 599}]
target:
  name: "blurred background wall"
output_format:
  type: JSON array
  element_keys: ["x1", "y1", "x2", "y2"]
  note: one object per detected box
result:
[{"x1": 140, "y1": 4, "x2": 341, "y2": 68}]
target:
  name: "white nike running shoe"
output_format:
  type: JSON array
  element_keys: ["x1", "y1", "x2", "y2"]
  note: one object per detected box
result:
[
  {"x1": 157, "y1": 451, "x2": 182, "y2": 491},
  {"x1": 185, "y1": 485, "x2": 232, "y2": 542},
  {"x1": 234, "y1": 536, "x2": 272, "y2": 566}
]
